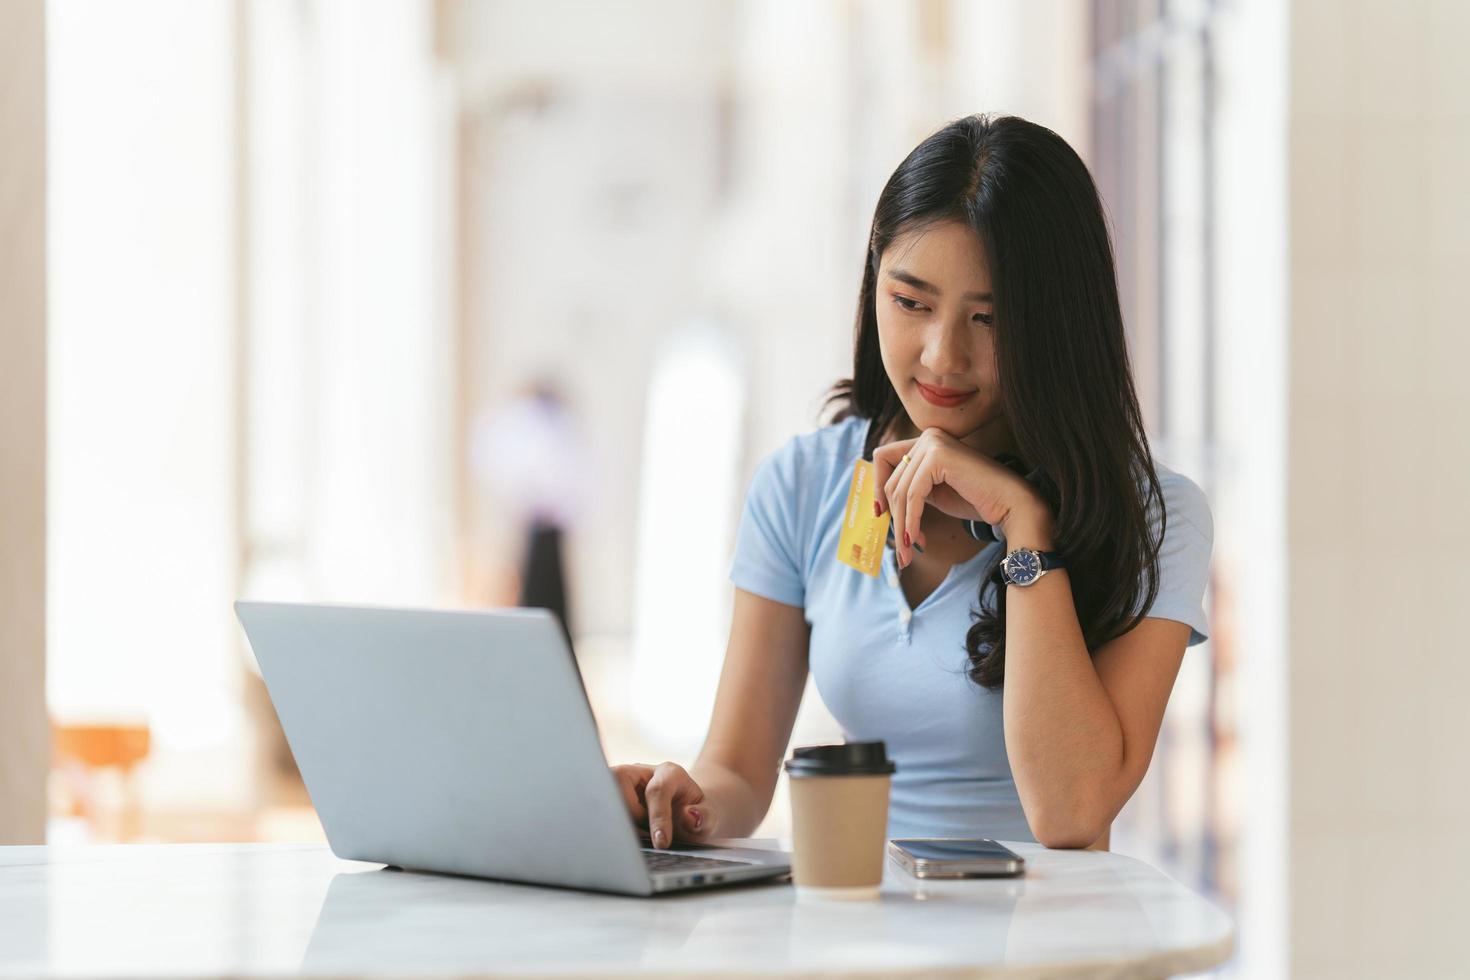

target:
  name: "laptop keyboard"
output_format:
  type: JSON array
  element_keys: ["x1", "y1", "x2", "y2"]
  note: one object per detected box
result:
[{"x1": 641, "y1": 849, "x2": 756, "y2": 872}]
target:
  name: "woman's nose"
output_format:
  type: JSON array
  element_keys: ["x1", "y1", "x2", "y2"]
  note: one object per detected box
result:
[{"x1": 922, "y1": 320, "x2": 972, "y2": 376}]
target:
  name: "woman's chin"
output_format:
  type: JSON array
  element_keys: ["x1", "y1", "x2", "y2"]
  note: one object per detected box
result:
[
  {"x1": 907, "y1": 408, "x2": 973, "y2": 437},
  {"x1": 900, "y1": 401, "x2": 1008, "y2": 449}
]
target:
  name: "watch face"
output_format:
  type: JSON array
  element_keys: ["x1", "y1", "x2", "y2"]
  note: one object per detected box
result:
[{"x1": 1005, "y1": 550, "x2": 1041, "y2": 585}]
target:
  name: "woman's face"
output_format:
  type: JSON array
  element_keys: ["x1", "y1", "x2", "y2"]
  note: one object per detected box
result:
[{"x1": 874, "y1": 219, "x2": 1013, "y2": 454}]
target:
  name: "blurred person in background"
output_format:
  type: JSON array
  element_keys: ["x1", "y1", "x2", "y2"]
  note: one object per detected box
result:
[
  {"x1": 611, "y1": 113, "x2": 1214, "y2": 853},
  {"x1": 469, "y1": 376, "x2": 591, "y2": 651}
]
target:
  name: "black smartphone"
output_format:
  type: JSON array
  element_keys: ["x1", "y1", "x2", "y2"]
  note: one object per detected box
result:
[{"x1": 887, "y1": 838, "x2": 1026, "y2": 878}]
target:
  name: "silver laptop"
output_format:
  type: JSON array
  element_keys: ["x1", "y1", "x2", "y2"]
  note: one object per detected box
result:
[{"x1": 234, "y1": 600, "x2": 791, "y2": 896}]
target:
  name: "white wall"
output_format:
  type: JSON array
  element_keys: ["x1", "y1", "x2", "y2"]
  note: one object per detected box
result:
[
  {"x1": 0, "y1": 0, "x2": 48, "y2": 845},
  {"x1": 1287, "y1": 1, "x2": 1470, "y2": 976}
]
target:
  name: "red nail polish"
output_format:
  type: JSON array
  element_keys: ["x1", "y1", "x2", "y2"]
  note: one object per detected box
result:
[
  {"x1": 903, "y1": 531, "x2": 911, "y2": 548},
  {"x1": 873, "y1": 501, "x2": 881, "y2": 518}
]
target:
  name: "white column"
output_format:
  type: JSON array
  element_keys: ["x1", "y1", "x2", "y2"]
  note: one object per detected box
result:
[
  {"x1": 1214, "y1": 1, "x2": 1289, "y2": 975},
  {"x1": 296, "y1": 0, "x2": 455, "y2": 606},
  {"x1": 47, "y1": 1, "x2": 240, "y2": 769},
  {"x1": 1287, "y1": 1, "x2": 1470, "y2": 976},
  {"x1": 0, "y1": 0, "x2": 49, "y2": 844}
]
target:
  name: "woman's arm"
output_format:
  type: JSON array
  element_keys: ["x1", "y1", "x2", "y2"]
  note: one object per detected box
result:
[
  {"x1": 687, "y1": 587, "x2": 811, "y2": 838},
  {"x1": 999, "y1": 507, "x2": 1191, "y2": 849},
  {"x1": 871, "y1": 428, "x2": 1193, "y2": 850}
]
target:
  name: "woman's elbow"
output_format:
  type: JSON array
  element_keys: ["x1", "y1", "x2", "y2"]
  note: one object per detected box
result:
[{"x1": 1028, "y1": 808, "x2": 1107, "y2": 850}]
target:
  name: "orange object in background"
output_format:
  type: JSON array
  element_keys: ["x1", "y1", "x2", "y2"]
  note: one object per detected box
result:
[{"x1": 51, "y1": 722, "x2": 151, "y2": 842}]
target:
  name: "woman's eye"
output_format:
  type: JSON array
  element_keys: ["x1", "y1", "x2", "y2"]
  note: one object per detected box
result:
[{"x1": 892, "y1": 294, "x2": 992, "y2": 325}]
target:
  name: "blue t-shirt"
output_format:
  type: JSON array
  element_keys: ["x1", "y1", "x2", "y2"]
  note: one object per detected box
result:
[{"x1": 727, "y1": 414, "x2": 1213, "y2": 842}]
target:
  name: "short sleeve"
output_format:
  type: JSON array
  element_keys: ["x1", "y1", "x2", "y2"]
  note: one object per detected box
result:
[
  {"x1": 728, "y1": 442, "x2": 806, "y2": 609},
  {"x1": 1133, "y1": 471, "x2": 1215, "y2": 647}
]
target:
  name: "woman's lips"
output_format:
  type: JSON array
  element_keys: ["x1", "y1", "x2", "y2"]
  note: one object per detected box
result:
[{"x1": 916, "y1": 381, "x2": 977, "y2": 407}]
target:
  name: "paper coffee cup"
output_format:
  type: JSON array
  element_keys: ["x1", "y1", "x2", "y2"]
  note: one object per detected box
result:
[{"x1": 783, "y1": 741, "x2": 896, "y2": 900}]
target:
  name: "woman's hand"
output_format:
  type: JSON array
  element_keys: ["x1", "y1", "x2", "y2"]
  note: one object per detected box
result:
[
  {"x1": 610, "y1": 762, "x2": 714, "y2": 849},
  {"x1": 873, "y1": 427, "x2": 1047, "y2": 567}
]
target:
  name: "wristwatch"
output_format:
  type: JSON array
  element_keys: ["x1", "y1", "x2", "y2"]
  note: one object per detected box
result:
[{"x1": 1000, "y1": 547, "x2": 1067, "y2": 587}]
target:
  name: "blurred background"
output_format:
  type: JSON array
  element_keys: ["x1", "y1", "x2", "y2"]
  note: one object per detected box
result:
[{"x1": 2, "y1": 1, "x2": 1466, "y2": 978}]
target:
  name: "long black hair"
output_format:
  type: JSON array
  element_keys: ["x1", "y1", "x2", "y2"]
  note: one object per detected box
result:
[{"x1": 822, "y1": 112, "x2": 1164, "y2": 690}]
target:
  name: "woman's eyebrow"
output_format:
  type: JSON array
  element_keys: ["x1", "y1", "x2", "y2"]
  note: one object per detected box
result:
[{"x1": 886, "y1": 268, "x2": 991, "y2": 302}]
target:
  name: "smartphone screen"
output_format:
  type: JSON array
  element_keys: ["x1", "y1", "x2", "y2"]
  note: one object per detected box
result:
[{"x1": 891, "y1": 838, "x2": 1021, "y2": 863}]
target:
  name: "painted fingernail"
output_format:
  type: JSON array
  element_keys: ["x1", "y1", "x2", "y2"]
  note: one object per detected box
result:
[
  {"x1": 903, "y1": 531, "x2": 911, "y2": 548},
  {"x1": 873, "y1": 501, "x2": 881, "y2": 517},
  {"x1": 913, "y1": 540, "x2": 924, "y2": 554}
]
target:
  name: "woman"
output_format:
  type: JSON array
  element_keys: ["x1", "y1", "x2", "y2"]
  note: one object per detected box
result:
[{"x1": 612, "y1": 113, "x2": 1213, "y2": 851}]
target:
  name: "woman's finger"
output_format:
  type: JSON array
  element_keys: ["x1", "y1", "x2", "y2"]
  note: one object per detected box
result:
[
  {"x1": 903, "y1": 450, "x2": 935, "y2": 559},
  {"x1": 679, "y1": 803, "x2": 709, "y2": 840},
  {"x1": 890, "y1": 444, "x2": 924, "y2": 566},
  {"x1": 612, "y1": 766, "x2": 650, "y2": 823},
  {"x1": 642, "y1": 772, "x2": 678, "y2": 849},
  {"x1": 642, "y1": 762, "x2": 704, "y2": 849},
  {"x1": 884, "y1": 453, "x2": 910, "y2": 562},
  {"x1": 871, "y1": 437, "x2": 917, "y2": 516}
]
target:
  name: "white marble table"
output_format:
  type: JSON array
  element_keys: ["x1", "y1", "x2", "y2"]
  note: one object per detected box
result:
[{"x1": 0, "y1": 840, "x2": 1233, "y2": 978}]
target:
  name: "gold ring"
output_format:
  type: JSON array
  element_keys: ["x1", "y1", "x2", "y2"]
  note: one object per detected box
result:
[{"x1": 899, "y1": 454, "x2": 912, "y2": 466}]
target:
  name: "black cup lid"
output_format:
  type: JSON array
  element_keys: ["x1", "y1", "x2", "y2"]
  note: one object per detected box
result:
[{"x1": 783, "y1": 740, "x2": 896, "y2": 776}]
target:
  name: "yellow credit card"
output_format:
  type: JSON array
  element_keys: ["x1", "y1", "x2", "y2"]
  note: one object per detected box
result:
[{"x1": 836, "y1": 458, "x2": 891, "y2": 578}]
